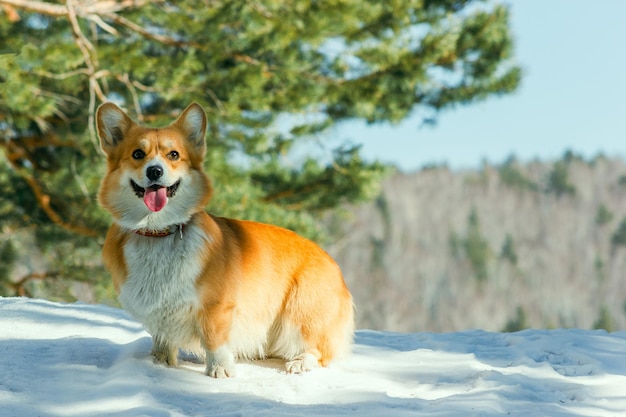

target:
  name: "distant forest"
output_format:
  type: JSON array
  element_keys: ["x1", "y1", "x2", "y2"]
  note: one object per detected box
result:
[{"x1": 327, "y1": 152, "x2": 626, "y2": 332}]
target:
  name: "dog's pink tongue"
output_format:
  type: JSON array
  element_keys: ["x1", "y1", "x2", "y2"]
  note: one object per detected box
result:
[{"x1": 144, "y1": 187, "x2": 167, "y2": 212}]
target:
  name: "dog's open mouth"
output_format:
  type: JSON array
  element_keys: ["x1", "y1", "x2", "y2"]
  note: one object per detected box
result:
[{"x1": 130, "y1": 179, "x2": 180, "y2": 212}]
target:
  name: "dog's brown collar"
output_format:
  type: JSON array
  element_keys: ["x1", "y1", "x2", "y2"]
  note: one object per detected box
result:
[{"x1": 134, "y1": 224, "x2": 184, "y2": 239}]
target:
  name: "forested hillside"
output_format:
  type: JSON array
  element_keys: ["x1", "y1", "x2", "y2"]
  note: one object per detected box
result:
[{"x1": 327, "y1": 153, "x2": 626, "y2": 332}]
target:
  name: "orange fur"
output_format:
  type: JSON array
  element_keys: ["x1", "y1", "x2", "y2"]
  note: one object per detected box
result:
[{"x1": 96, "y1": 102, "x2": 354, "y2": 377}]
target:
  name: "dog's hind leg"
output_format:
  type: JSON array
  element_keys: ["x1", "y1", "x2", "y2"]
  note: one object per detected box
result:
[{"x1": 279, "y1": 273, "x2": 354, "y2": 374}]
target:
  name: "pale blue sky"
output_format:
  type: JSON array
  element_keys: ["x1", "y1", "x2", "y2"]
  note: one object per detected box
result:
[{"x1": 330, "y1": 0, "x2": 626, "y2": 172}]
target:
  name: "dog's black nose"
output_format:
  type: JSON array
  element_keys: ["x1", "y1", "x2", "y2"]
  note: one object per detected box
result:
[{"x1": 146, "y1": 165, "x2": 164, "y2": 181}]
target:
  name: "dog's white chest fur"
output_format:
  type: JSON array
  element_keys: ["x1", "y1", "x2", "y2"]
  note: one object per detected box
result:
[{"x1": 119, "y1": 226, "x2": 206, "y2": 350}]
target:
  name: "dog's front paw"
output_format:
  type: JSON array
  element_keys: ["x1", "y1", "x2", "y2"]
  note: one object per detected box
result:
[
  {"x1": 206, "y1": 362, "x2": 237, "y2": 378},
  {"x1": 286, "y1": 353, "x2": 318, "y2": 374},
  {"x1": 205, "y1": 346, "x2": 236, "y2": 378},
  {"x1": 151, "y1": 343, "x2": 178, "y2": 367}
]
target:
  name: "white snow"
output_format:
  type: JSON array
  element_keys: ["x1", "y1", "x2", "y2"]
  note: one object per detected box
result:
[{"x1": 1, "y1": 297, "x2": 626, "y2": 416}]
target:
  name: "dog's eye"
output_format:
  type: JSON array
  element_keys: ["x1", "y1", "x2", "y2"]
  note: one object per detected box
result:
[
  {"x1": 167, "y1": 150, "x2": 179, "y2": 161},
  {"x1": 132, "y1": 149, "x2": 145, "y2": 160}
]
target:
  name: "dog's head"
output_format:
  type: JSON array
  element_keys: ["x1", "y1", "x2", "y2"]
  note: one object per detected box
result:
[{"x1": 96, "y1": 103, "x2": 212, "y2": 231}]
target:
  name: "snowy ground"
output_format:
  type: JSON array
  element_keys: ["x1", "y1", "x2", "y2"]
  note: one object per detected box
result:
[{"x1": 1, "y1": 298, "x2": 626, "y2": 417}]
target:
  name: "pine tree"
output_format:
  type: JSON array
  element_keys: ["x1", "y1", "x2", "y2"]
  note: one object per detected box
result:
[
  {"x1": 595, "y1": 204, "x2": 613, "y2": 226},
  {"x1": 500, "y1": 233, "x2": 518, "y2": 265},
  {"x1": 463, "y1": 209, "x2": 490, "y2": 283},
  {"x1": 502, "y1": 306, "x2": 529, "y2": 332},
  {"x1": 0, "y1": 0, "x2": 521, "y2": 299},
  {"x1": 611, "y1": 217, "x2": 626, "y2": 248},
  {"x1": 546, "y1": 160, "x2": 576, "y2": 197},
  {"x1": 592, "y1": 306, "x2": 614, "y2": 332}
]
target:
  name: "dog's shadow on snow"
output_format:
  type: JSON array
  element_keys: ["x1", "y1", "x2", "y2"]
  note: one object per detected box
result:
[{"x1": 178, "y1": 351, "x2": 287, "y2": 373}]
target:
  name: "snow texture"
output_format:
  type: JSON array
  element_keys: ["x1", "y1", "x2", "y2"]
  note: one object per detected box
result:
[{"x1": 1, "y1": 297, "x2": 625, "y2": 416}]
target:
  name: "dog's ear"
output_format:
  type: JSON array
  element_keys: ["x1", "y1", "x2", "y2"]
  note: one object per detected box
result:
[
  {"x1": 96, "y1": 103, "x2": 133, "y2": 155},
  {"x1": 173, "y1": 103, "x2": 207, "y2": 155}
]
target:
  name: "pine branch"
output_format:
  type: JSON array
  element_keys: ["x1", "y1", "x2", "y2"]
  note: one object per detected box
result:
[
  {"x1": 9, "y1": 271, "x2": 60, "y2": 297},
  {"x1": 117, "y1": 73, "x2": 143, "y2": 122},
  {"x1": 262, "y1": 183, "x2": 321, "y2": 204},
  {"x1": 2, "y1": 139, "x2": 100, "y2": 237},
  {"x1": 20, "y1": 172, "x2": 99, "y2": 237},
  {"x1": 99, "y1": 11, "x2": 202, "y2": 49},
  {"x1": 0, "y1": 0, "x2": 157, "y2": 17}
]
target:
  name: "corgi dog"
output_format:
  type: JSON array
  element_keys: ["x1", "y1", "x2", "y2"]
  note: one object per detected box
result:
[{"x1": 96, "y1": 102, "x2": 354, "y2": 377}]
